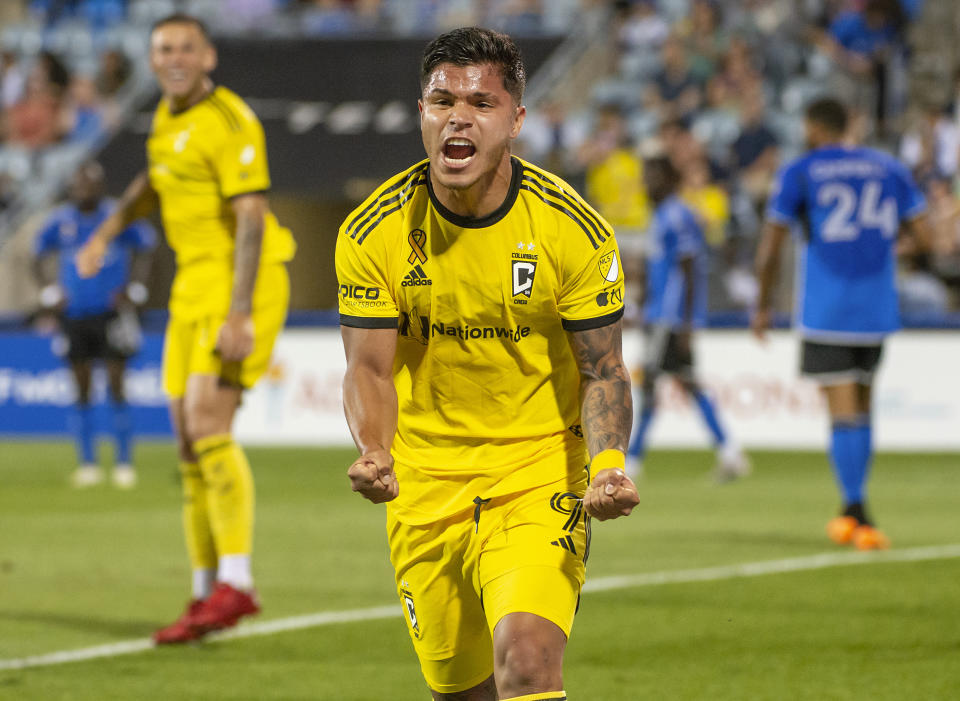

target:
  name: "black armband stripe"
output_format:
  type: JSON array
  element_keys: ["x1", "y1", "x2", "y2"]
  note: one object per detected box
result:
[
  {"x1": 339, "y1": 314, "x2": 399, "y2": 329},
  {"x1": 561, "y1": 307, "x2": 624, "y2": 331}
]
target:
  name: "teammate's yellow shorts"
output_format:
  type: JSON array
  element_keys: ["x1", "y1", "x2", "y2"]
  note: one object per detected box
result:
[
  {"x1": 162, "y1": 263, "x2": 289, "y2": 398},
  {"x1": 387, "y1": 469, "x2": 590, "y2": 694}
]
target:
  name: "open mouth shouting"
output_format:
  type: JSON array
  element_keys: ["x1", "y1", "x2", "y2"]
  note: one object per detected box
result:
[{"x1": 441, "y1": 137, "x2": 477, "y2": 168}]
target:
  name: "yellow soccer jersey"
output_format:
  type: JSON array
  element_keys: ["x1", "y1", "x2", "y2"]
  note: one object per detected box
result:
[
  {"x1": 585, "y1": 148, "x2": 650, "y2": 231},
  {"x1": 337, "y1": 156, "x2": 625, "y2": 518},
  {"x1": 148, "y1": 86, "x2": 296, "y2": 318}
]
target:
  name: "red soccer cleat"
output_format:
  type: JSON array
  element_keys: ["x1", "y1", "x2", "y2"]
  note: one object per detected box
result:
[
  {"x1": 188, "y1": 582, "x2": 261, "y2": 633},
  {"x1": 153, "y1": 599, "x2": 206, "y2": 645}
]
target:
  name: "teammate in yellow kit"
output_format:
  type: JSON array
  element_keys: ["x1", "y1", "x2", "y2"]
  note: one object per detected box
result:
[
  {"x1": 337, "y1": 28, "x2": 638, "y2": 700},
  {"x1": 76, "y1": 14, "x2": 294, "y2": 643}
]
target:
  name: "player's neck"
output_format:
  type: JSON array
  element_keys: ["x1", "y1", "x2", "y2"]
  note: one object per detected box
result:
[
  {"x1": 166, "y1": 78, "x2": 214, "y2": 115},
  {"x1": 431, "y1": 153, "x2": 514, "y2": 220}
]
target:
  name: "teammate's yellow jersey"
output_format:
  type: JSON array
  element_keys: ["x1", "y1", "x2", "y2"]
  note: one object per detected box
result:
[
  {"x1": 337, "y1": 157, "x2": 624, "y2": 520},
  {"x1": 148, "y1": 86, "x2": 296, "y2": 318}
]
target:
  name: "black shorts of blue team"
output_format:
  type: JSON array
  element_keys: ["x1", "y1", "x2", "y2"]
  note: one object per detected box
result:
[
  {"x1": 60, "y1": 311, "x2": 140, "y2": 361},
  {"x1": 643, "y1": 324, "x2": 694, "y2": 378},
  {"x1": 800, "y1": 340, "x2": 883, "y2": 385}
]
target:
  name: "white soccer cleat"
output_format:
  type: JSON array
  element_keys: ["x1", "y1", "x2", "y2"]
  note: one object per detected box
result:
[
  {"x1": 714, "y1": 445, "x2": 751, "y2": 483},
  {"x1": 112, "y1": 465, "x2": 137, "y2": 489},
  {"x1": 72, "y1": 464, "x2": 104, "y2": 488},
  {"x1": 625, "y1": 456, "x2": 644, "y2": 482}
]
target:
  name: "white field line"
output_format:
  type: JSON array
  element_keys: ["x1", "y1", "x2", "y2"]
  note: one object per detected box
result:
[{"x1": 2, "y1": 544, "x2": 959, "y2": 672}]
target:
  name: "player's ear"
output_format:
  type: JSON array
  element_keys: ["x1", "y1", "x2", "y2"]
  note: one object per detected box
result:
[
  {"x1": 510, "y1": 104, "x2": 526, "y2": 139},
  {"x1": 204, "y1": 45, "x2": 217, "y2": 73}
]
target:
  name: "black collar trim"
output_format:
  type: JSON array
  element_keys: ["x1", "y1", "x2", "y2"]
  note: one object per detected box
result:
[{"x1": 427, "y1": 156, "x2": 521, "y2": 228}]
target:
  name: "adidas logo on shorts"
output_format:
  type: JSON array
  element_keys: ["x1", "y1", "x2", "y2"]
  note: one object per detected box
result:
[{"x1": 401, "y1": 265, "x2": 432, "y2": 287}]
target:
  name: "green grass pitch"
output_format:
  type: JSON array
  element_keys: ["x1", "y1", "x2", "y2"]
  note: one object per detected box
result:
[{"x1": 0, "y1": 442, "x2": 957, "y2": 700}]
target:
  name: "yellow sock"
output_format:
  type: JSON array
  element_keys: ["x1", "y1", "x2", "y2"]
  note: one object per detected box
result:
[
  {"x1": 499, "y1": 693, "x2": 567, "y2": 701},
  {"x1": 193, "y1": 434, "x2": 255, "y2": 557},
  {"x1": 179, "y1": 461, "x2": 216, "y2": 571}
]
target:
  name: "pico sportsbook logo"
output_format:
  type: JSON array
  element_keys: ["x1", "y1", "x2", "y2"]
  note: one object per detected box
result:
[
  {"x1": 402, "y1": 229, "x2": 432, "y2": 287},
  {"x1": 338, "y1": 283, "x2": 392, "y2": 309},
  {"x1": 512, "y1": 241, "x2": 538, "y2": 305}
]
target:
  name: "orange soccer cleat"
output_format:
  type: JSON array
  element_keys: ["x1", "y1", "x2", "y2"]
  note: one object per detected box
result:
[
  {"x1": 851, "y1": 524, "x2": 890, "y2": 551},
  {"x1": 826, "y1": 515, "x2": 859, "y2": 545}
]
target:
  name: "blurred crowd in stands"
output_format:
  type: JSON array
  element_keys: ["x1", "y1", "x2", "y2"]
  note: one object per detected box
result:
[
  {"x1": 515, "y1": 0, "x2": 960, "y2": 315},
  {"x1": 1, "y1": 0, "x2": 959, "y2": 316}
]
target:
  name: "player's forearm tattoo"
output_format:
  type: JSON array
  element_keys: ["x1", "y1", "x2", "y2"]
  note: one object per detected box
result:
[
  {"x1": 570, "y1": 321, "x2": 633, "y2": 457},
  {"x1": 230, "y1": 206, "x2": 264, "y2": 315}
]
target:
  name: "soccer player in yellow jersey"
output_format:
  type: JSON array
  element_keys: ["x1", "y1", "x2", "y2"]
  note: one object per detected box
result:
[
  {"x1": 337, "y1": 28, "x2": 639, "y2": 700},
  {"x1": 75, "y1": 14, "x2": 295, "y2": 643}
]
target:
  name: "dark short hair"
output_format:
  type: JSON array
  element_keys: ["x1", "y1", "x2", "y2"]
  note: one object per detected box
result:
[
  {"x1": 421, "y1": 27, "x2": 526, "y2": 104},
  {"x1": 645, "y1": 155, "x2": 682, "y2": 192},
  {"x1": 805, "y1": 97, "x2": 848, "y2": 135},
  {"x1": 151, "y1": 13, "x2": 212, "y2": 43}
]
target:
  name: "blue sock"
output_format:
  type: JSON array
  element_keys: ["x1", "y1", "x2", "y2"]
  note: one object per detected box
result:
[
  {"x1": 830, "y1": 418, "x2": 869, "y2": 506},
  {"x1": 852, "y1": 417, "x2": 872, "y2": 502},
  {"x1": 74, "y1": 404, "x2": 96, "y2": 464},
  {"x1": 112, "y1": 401, "x2": 133, "y2": 465},
  {"x1": 627, "y1": 405, "x2": 655, "y2": 460},
  {"x1": 692, "y1": 390, "x2": 726, "y2": 446}
]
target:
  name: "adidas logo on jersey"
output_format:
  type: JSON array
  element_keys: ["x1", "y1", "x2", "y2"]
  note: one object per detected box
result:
[{"x1": 401, "y1": 264, "x2": 432, "y2": 287}]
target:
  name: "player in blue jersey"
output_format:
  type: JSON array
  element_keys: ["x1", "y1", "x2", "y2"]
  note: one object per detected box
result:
[
  {"x1": 626, "y1": 155, "x2": 749, "y2": 482},
  {"x1": 753, "y1": 98, "x2": 932, "y2": 549},
  {"x1": 33, "y1": 161, "x2": 156, "y2": 488}
]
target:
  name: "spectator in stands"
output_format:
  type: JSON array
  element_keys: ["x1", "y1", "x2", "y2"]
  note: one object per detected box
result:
[
  {"x1": 819, "y1": 0, "x2": 906, "y2": 134},
  {"x1": 646, "y1": 34, "x2": 702, "y2": 121},
  {"x1": 34, "y1": 50, "x2": 71, "y2": 98},
  {"x1": 64, "y1": 73, "x2": 106, "y2": 143},
  {"x1": 679, "y1": 0, "x2": 728, "y2": 84},
  {"x1": 29, "y1": 0, "x2": 126, "y2": 30},
  {"x1": 899, "y1": 102, "x2": 959, "y2": 183},
  {"x1": 95, "y1": 48, "x2": 131, "y2": 100},
  {"x1": 682, "y1": 155, "x2": 729, "y2": 247},
  {"x1": 924, "y1": 175, "x2": 960, "y2": 297},
  {"x1": 616, "y1": 0, "x2": 669, "y2": 61},
  {"x1": 32, "y1": 160, "x2": 155, "y2": 488},
  {"x1": 1, "y1": 49, "x2": 26, "y2": 110},
  {"x1": 714, "y1": 37, "x2": 764, "y2": 112},
  {"x1": 489, "y1": 0, "x2": 543, "y2": 36},
  {"x1": 731, "y1": 86, "x2": 780, "y2": 204},
  {"x1": 3, "y1": 63, "x2": 66, "y2": 148},
  {"x1": 577, "y1": 102, "x2": 650, "y2": 261},
  {"x1": 300, "y1": 0, "x2": 361, "y2": 35}
]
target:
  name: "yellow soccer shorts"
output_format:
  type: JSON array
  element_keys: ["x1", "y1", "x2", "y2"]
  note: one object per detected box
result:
[
  {"x1": 162, "y1": 263, "x2": 289, "y2": 399},
  {"x1": 387, "y1": 468, "x2": 590, "y2": 694}
]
